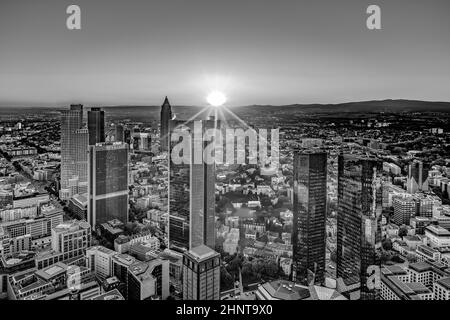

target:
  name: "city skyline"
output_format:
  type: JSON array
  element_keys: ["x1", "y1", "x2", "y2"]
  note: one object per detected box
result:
[
  {"x1": 1, "y1": 0, "x2": 450, "y2": 107},
  {"x1": 2, "y1": 0, "x2": 450, "y2": 306}
]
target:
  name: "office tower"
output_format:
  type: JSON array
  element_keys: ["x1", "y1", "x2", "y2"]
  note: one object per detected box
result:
[
  {"x1": 87, "y1": 142, "x2": 129, "y2": 229},
  {"x1": 127, "y1": 259, "x2": 170, "y2": 300},
  {"x1": 87, "y1": 107, "x2": 105, "y2": 146},
  {"x1": 168, "y1": 119, "x2": 216, "y2": 252},
  {"x1": 132, "y1": 132, "x2": 151, "y2": 151},
  {"x1": 393, "y1": 196, "x2": 416, "y2": 226},
  {"x1": 336, "y1": 154, "x2": 382, "y2": 300},
  {"x1": 124, "y1": 128, "x2": 131, "y2": 145},
  {"x1": 407, "y1": 160, "x2": 429, "y2": 194},
  {"x1": 160, "y1": 96, "x2": 172, "y2": 152},
  {"x1": 60, "y1": 105, "x2": 89, "y2": 200},
  {"x1": 115, "y1": 125, "x2": 124, "y2": 142},
  {"x1": 292, "y1": 150, "x2": 327, "y2": 285},
  {"x1": 182, "y1": 245, "x2": 220, "y2": 300}
]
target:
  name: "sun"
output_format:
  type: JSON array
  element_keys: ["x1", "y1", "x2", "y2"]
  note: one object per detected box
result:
[{"x1": 206, "y1": 91, "x2": 227, "y2": 107}]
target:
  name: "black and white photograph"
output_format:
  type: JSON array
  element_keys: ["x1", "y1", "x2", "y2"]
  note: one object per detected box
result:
[{"x1": 1, "y1": 0, "x2": 450, "y2": 311}]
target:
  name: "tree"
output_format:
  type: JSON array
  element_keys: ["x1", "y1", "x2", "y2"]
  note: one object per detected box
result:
[
  {"x1": 398, "y1": 226, "x2": 408, "y2": 238},
  {"x1": 220, "y1": 266, "x2": 234, "y2": 290},
  {"x1": 251, "y1": 259, "x2": 265, "y2": 276},
  {"x1": 382, "y1": 238, "x2": 393, "y2": 251},
  {"x1": 264, "y1": 261, "x2": 279, "y2": 278},
  {"x1": 405, "y1": 253, "x2": 417, "y2": 263},
  {"x1": 380, "y1": 251, "x2": 392, "y2": 264},
  {"x1": 330, "y1": 250, "x2": 337, "y2": 263},
  {"x1": 227, "y1": 255, "x2": 243, "y2": 275}
]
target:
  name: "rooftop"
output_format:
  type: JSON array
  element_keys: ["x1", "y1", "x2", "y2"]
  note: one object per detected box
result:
[
  {"x1": 187, "y1": 245, "x2": 219, "y2": 261},
  {"x1": 426, "y1": 225, "x2": 450, "y2": 236},
  {"x1": 409, "y1": 261, "x2": 432, "y2": 273},
  {"x1": 35, "y1": 262, "x2": 67, "y2": 281},
  {"x1": 53, "y1": 220, "x2": 90, "y2": 233},
  {"x1": 436, "y1": 277, "x2": 450, "y2": 290},
  {"x1": 91, "y1": 289, "x2": 124, "y2": 300},
  {"x1": 259, "y1": 280, "x2": 310, "y2": 300}
]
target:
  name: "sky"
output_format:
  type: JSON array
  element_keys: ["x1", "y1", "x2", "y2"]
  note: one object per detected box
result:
[{"x1": 0, "y1": 0, "x2": 450, "y2": 107}]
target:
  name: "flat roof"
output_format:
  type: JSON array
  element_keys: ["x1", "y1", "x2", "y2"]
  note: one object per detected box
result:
[
  {"x1": 187, "y1": 245, "x2": 219, "y2": 261},
  {"x1": 436, "y1": 277, "x2": 450, "y2": 290},
  {"x1": 409, "y1": 262, "x2": 432, "y2": 273},
  {"x1": 35, "y1": 262, "x2": 67, "y2": 280},
  {"x1": 92, "y1": 289, "x2": 124, "y2": 300},
  {"x1": 260, "y1": 280, "x2": 310, "y2": 300},
  {"x1": 382, "y1": 265, "x2": 407, "y2": 276},
  {"x1": 426, "y1": 225, "x2": 450, "y2": 236}
]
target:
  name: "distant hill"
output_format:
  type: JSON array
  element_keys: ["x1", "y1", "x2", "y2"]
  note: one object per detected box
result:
[
  {"x1": 1, "y1": 99, "x2": 449, "y2": 115},
  {"x1": 239, "y1": 99, "x2": 450, "y2": 113}
]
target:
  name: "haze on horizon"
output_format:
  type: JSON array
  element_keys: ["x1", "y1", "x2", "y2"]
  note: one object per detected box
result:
[{"x1": 1, "y1": 0, "x2": 450, "y2": 108}]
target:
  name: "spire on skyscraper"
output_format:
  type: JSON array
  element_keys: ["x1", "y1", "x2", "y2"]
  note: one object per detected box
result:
[
  {"x1": 160, "y1": 96, "x2": 173, "y2": 152},
  {"x1": 163, "y1": 96, "x2": 170, "y2": 107}
]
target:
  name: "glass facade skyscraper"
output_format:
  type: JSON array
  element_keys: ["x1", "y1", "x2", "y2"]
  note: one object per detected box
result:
[
  {"x1": 292, "y1": 150, "x2": 327, "y2": 285},
  {"x1": 160, "y1": 96, "x2": 172, "y2": 152},
  {"x1": 88, "y1": 142, "x2": 129, "y2": 229},
  {"x1": 168, "y1": 119, "x2": 216, "y2": 252},
  {"x1": 87, "y1": 107, "x2": 105, "y2": 146},
  {"x1": 60, "y1": 104, "x2": 89, "y2": 200},
  {"x1": 336, "y1": 154, "x2": 382, "y2": 300}
]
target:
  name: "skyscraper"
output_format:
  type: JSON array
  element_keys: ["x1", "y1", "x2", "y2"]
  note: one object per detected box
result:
[
  {"x1": 292, "y1": 150, "x2": 327, "y2": 285},
  {"x1": 168, "y1": 119, "x2": 216, "y2": 252},
  {"x1": 393, "y1": 195, "x2": 416, "y2": 226},
  {"x1": 182, "y1": 245, "x2": 220, "y2": 300},
  {"x1": 160, "y1": 96, "x2": 172, "y2": 152},
  {"x1": 336, "y1": 154, "x2": 382, "y2": 300},
  {"x1": 407, "y1": 160, "x2": 429, "y2": 194},
  {"x1": 114, "y1": 124, "x2": 124, "y2": 142},
  {"x1": 88, "y1": 142, "x2": 129, "y2": 229},
  {"x1": 60, "y1": 104, "x2": 89, "y2": 200},
  {"x1": 87, "y1": 107, "x2": 105, "y2": 146}
]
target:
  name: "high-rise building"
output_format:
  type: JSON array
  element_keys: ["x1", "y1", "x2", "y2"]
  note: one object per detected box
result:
[
  {"x1": 182, "y1": 245, "x2": 220, "y2": 300},
  {"x1": 60, "y1": 105, "x2": 89, "y2": 200},
  {"x1": 160, "y1": 96, "x2": 172, "y2": 152},
  {"x1": 123, "y1": 128, "x2": 131, "y2": 145},
  {"x1": 87, "y1": 107, "x2": 105, "y2": 146},
  {"x1": 87, "y1": 142, "x2": 129, "y2": 229},
  {"x1": 168, "y1": 119, "x2": 216, "y2": 252},
  {"x1": 336, "y1": 154, "x2": 382, "y2": 300},
  {"x1": 132, "y1": 132, "x2": 151, "y2": 151},
  {"x1": 393, "y1": 196, "x2": 416, "y2": 226},
  {"x1": 114, "y1": 125, "x2": 124, "y2": 142},
  {"x1": 292, "y1": 150, "x2": 327, "y2": 285},
  {"x1": 407, "y1": 160, "x2": 429, "y2": 194}
]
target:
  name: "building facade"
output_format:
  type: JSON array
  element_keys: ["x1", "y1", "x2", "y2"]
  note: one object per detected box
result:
[
  {"x1": 87, "y1": 107, "x2": 105, "y2": 146},
  {"x1": 168, "y1": 119, "x2": 216, "y2": 252},
  {"x1": 88, "y1": 142, "x2": 129, "y2": 229},
  {"x1": 336, "y1": 155, "x2": 382, "y2": 300},
  {"x1": 60, "y1": 105, "x2": 89, "y2": 200},
  {"x1": 182, "y1": 245, "x2": 220, "y2": 300},
  {"x1": 292, "y1": 150, "x2": 327, "y2": 285}
]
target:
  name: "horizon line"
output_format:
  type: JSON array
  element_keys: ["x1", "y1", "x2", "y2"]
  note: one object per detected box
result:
[{"x1": 1, "y1": 98, "x2": 450, "y2": 110}]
